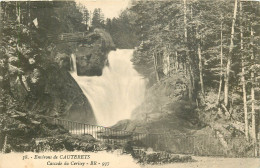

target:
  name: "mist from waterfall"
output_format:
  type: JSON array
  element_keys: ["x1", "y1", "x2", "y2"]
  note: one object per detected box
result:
[{"x1": 70, "y1": 49, "x2": 146, "y2": 127}]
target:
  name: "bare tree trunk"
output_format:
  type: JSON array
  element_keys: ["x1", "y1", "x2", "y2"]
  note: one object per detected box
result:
[
  {"x1": 250, "y1": 26, "x2": 257, "y2": 156},
  {"x1": 186, "y1": 64, "x2": 188, "y2": 75},
  {"x1": 175, "y1": 51, "x2": 178, "y2": 72},
  {"x1": 190, "y1": 64, "x2": 195, "y2": 89},
  {"x1": 195, "y1": 19, "x2": 204, "y2": 98},
  {"x1": 153, "y1": 52, "x2": 160, "y2": 83},
  {"x1": 240, "y1": 1, "x2": 249, "y2": 141},
  {"x1": 166, "y1": 45, "x2": 170, "y2": 76},
  {"x1": 16, "y1": 1, "x2": 21, "y2": 23},
  {"x1": 1, "y1": 3, "x2": 13, "y2": 112},
  {"x1": 16, "y1": 1, "x2": 21, "y2": 70},
  {"x1": 183, "y1": 0, "x2": 188, "y2": 42},
  {"x1": 184, "y1": 0, "x2": 193, "y2": 100},
  {"x1": 0, "y1": 2, "x2": 2, "y2": 35},
  {"x1": 19, "y1": 75, "x2": 29, "y2": 93},
  {"x1": 217, "y1": 19, "x2": 223, "y2": 103},
  {"x1": 2, "y1": 135, "x2": 8, "y2": 153},
  {"x1": 167, "y1": 51, "x2": 170, "y2": 76},
  {"x1": 29, "y1": 1, "x2": 31, "y2": 19},
  {"x1": 187, "y1": 63, "x2": 193, "y2": 100},
  {"x1": 224, "y1": 0, "x2": 238, "y2": 106},
  {"x1": 198, "y1": 43, "x2": 204, "y2": 95}
]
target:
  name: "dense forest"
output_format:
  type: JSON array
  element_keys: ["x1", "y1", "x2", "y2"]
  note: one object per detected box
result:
[
  {"x1": 114, "y1": 0, "x2": 260, "y2": 155},
  {"x1": 0, "y1": 1, "x2": 116, "y2": 152},
  {"x1": 92, "y1": 0, "x2": 260, "y2": 156},
  {"x1": 0, "y1": 0, "x2": 260, "y2": 157}
]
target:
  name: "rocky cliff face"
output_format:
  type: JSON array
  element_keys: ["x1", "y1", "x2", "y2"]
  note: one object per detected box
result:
[
  {"x1": 76, "y1": 45, "x2": 107, "y2": 76},
  {"x1": 75, "y1": 29, "x2": 116, "y2": 76},
  {"x1": 11, "y1": 29, "x2": 116, "y2": 124},
  {"x1": 22, "y1": 64, "x2": 96, "y2": 124}
]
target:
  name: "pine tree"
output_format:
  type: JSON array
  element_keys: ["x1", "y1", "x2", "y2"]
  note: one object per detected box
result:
[
  {"x1": 239, "y1": 0, "x2": 249, "y2": 141},
  {"x1": 91, "y1": 8, "x2": 105, "y2": 29},
  {"x1": 224, "y1": 0, "x2": 238, "y2": 107}
]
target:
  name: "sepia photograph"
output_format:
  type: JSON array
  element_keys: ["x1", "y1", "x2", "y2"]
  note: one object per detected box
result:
[{"x1": 0, "y1": 0, "x2": 260, "y2": 167}]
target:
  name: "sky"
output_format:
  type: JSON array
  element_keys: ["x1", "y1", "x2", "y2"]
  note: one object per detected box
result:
[{"x1": 75, "y1": 0, "x2": 131, "y2": 19}]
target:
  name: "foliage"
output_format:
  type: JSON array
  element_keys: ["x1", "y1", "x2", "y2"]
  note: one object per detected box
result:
[
  {"x1": 91, "y1": 8, "x2": 105, "y2": 29},
  {"x1": 0, "y1": 2, "x2": 92, "y2": 152},
  {"x1": 0, "y1": 1, "x2": 88, "y2": 104},
  {"x1": 116, "y1": 0, "x2": 260, "y2": 143},
  {"x1": 105, "y1": 10, "x2": 140, "y2": 49}
]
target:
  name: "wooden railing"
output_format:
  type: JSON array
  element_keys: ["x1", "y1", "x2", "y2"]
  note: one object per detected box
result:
[
  {"x1": 43, "y1": 116, "x2": 259, "y2": 157},
  {"x1": 47, "y1": 31, "x2": 97, "y2": 43}
]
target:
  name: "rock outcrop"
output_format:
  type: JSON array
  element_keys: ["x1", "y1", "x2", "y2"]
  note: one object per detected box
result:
[
  {"x1": 23, "y1": 64, "x2": 96, "y2": 124},
  {"x1": 18, "y1": 29, "x2": 116, "y2": 124},
  {"x1": 75, "y1": 29, "x2": 116, "y2": 76},
  {"x1": 0, "y1": 111, "x2": 103, "y2": 152}
]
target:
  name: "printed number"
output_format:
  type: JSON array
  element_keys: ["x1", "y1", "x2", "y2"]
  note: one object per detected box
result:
[{"x1": 102, "y1": 162, "x2": 109, "y2": 166}]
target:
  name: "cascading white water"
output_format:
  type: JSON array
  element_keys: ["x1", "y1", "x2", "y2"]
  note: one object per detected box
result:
[{"x1": 70, "y1": 49, "x2": 145, "y2": 127}]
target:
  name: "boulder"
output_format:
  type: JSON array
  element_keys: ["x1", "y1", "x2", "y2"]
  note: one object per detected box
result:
[{"x1": 75, "y1": 29, "x2": 115, "y2": 76}]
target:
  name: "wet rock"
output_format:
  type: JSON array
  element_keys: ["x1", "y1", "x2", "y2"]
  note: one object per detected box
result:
[
  {"x1": 24, "y1": 65, "x2": 96, "y2": 124},
  {"x1": 132, "y1": 150, "x2": 194, "y2": 165},
  {"x1": 75, "y1": 29, "x2": 115, "y2": 76}
]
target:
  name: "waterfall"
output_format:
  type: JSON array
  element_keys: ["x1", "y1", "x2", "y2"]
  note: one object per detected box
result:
[
  {"x1": 70, "y1": 54, "x2": 77, "y2": 74},
  {"x1": 70, "y1": 49, "x2": 146, "y2": 127}
]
